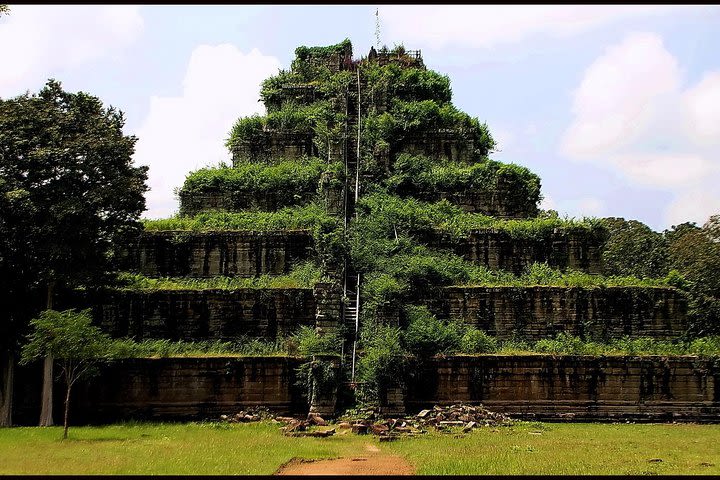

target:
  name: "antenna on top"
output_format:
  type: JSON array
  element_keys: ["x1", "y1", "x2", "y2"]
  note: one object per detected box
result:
[{"x1": 374, "y1": 8, "x2": 381, "y2": 49}]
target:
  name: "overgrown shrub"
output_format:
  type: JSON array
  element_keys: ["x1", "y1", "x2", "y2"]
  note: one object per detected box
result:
[
  {"x1": 178, "y1": 158, "x2": 341, "y2": 214},
  {"x1": 385, "y1": 154, "x2": 541, "y2": 214},
  {"x1": 403, "y1": 305, "x2": 464, "y2": 357},
  {"x1": 460, "y1": 329, "x2": 499, "y2": 354},
  {"x1": 115, "y1": 261, "x2": 324, "y2": 291},
  {"x1": 356, "y1": 324, "x2": 408, "y2": 403},
  {"x1": 365, "y1": 63, "x2": 452, "y2": 104}
]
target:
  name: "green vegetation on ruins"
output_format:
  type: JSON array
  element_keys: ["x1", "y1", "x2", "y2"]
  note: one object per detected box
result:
[
  {"x1": 115, "y1": 261, "x2": 324, "y2": 290},
  {"x1": 131, "y1": 38, "x2": 720, "y2": 411},
  {"x1": 143, "y1": 203, "x2": 333, "y2": 232},
  {"x1": 178, "y1": 157, "x2": 343, "y2": 213},
  {"x1": 385, "y1": 154, "x2": 540, "y2": 212}
]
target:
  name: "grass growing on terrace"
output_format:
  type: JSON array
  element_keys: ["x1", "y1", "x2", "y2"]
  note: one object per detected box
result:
[
  {"x1": 491, "y1": 333, "x2": 720, "y2": 357},
  {"x1": 1, "y1": 422, "x2": 719, "y2": 475},
  {"x1": 115, "y1": 262, "x2": 324, "y2": 290},
  {"x1": 110, "y1": 338, "x2": 291, "y2": 358},
  {"x1": 142, "y1": 203, "x2": 335, "y2": 232}
]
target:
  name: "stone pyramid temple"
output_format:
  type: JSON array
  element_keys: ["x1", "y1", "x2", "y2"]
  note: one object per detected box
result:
[{"x1": 15, "y1": 39, "x2": 718, "y2": 424}]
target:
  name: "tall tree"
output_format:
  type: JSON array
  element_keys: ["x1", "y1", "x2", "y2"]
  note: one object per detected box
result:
[
  {"x1": 600, "y1": 217, "x2": 669, "y2": 278},
  {"x1": 0, "y1": 79, "x2": 148, "y2": 426},
  {"x1": 666, "y1": 216, "x2": 720, "y2": 335}
]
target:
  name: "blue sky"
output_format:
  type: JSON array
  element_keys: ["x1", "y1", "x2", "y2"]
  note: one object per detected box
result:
[{"x1": 1, "y1": 5, "x2": 719, "y2": 231}]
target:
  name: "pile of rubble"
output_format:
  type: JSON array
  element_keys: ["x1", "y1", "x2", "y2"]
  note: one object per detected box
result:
[
  {"x1": 219, "y1": 404, "x2": 512, "y2": 439},
  {"x1": 412, "y1": 404, "x2": 512, "y2": 430},
  {"x1": 219, "y1": 406, "x2": 274, "y2": 423},
  {"x1": 343, "y1": 404, "x2": 513, "y2": 439}
]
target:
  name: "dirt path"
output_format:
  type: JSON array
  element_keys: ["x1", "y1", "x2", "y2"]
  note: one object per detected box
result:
[{"x1": 275, "y1": 444, "x2": 415, "y2": 476}]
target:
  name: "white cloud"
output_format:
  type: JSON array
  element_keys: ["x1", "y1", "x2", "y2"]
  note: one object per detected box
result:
[
  {"x1": 490, "y1": 127, "x2": 514, "y2": 153},
  {"x1": 379, "y1": 6, "x2": 687, "y2": 49},
  {"x1": 133, "y1": 44, "x2": 281, "y2": 219},
  {"x1": 683, "y1": 72, "x2": 720, "y2": 146},
  {"x1": 665, "y1": 189, "x2": 720, "y2": 228},
  {"x1": 539, "y1": 193, "x2": 556, "y2": 211},
  {"x1": 560, "y1": 32, "x2": 720, "y2": 227},
  {"x1": 561, "y1": 32, "x2": 681, "y2": 159},
  {"x1": 575, "y1": 197, "x2": 604, "y2": 216},
  {"x1": 0, "y1": 5, "x2": 143, "y2": 97}
]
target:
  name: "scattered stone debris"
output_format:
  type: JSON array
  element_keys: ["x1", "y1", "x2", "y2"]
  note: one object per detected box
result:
[
  {"x1": 337, "y1": 404, "x2": 513, "y2": 439},
  {"x1": 219, "y1": 406, "x2": 274, "y2": 424},
  {"x1": 219, "y1": 403, "x2": 512, "y2": 439}
]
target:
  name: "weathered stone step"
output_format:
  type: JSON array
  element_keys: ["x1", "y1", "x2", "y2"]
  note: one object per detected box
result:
[
  {"x1": 426, "y1": 228, "x2": 606, "y2": 275},
  {"x1": 11, "y1": 354, "x2": 719, "y2": 424},
  {"x1": 425, "y1": 285, "x2": 688, "y2": 341},
  {"x1": 403, "y1": 355, "x2": 719, "y2": 422},
  {"x1": 120, "y1": 230, "x2": 314, "y2": 278},
  {"x1": 64, "y1": 287, "x2": 318, "y2": 341}
]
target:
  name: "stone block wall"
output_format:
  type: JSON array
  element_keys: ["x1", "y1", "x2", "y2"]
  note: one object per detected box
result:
[
  {"x1": 427, "y1": 286, "x2": 688, "y2": 340},
  {"x1": 314, "y1": 283, "x2": 343, "y2": 333},
  {"x1": 122, "y1": 231, "x2": 313, "y2": 278},
  {"x1": 231, "y1": 131, "x2": 316, "y2": 165},
  {"x1": 12, "y1": 357, "x2": 305, "y2": 424},
  {"x1": 394, "y1": 130, "x2": 475, "y2": 164},
  {"x1": 177, "y1": 177, "x2": 344, "y2": 216},
  {"x1": 79, "y1": 288, "x2": 316, "y2": 341},
  {"x1": 178, "y1": 190, "x2": 319, "y2": 216},
  {"x1": 13, "y1": 355, "x2": 719, "y2": 424},
  {"x1": 404, "y1": 355, "x2": 720, "y2": 421},
  {"x1": 428, "y1": 228, "x2": 605, "y2": 274}
]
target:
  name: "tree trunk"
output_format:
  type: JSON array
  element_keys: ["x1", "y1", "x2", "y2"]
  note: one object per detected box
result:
[
  {"x1": 0, "y1": 352, "x2": 13, "y2": 427},
  {"x1": 39, "y1": 281, "x2": 55, "y2": 427},
  {"x1": 39, "y1": 356, "x2": 54, "y2": 426},
  {"x1": 62, "y1": 382, "x2": 71, "y2": 440}
]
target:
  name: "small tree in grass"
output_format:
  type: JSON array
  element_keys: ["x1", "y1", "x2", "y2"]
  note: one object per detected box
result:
[{"x1": 20, "y1": 309, "x2": 115, "y2": 439}]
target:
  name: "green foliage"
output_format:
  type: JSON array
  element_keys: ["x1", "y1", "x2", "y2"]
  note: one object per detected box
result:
[
  {"x1": 364, "y1": 63, "x2": 452, "y2": 103},
  {"x1": 666, "y1": 219, "x2": 720, "y2": 335},
  {"x1": 143, "y1": 203, "x2": 334, "y2": 232},
  {"x1": 259, "y1": 69, "x2": 305, "y2": 111},
  {"x1": 522, "y1": 333, "x2": 720, "y2": 357},
  {"x1": 20, "y1": 309, "x2": 115, "y2": 365},
  {"x1": 356, "y1": 324, "x2": 408, "y2": 402},
  {"x1": 115, "y1": 262, "x2": 324, "y2": 290},
  {"x1": 403, "y1": 305, "x2": 464, "y2": 357},
  {"x1": 294, "y1": 38, "x2": 352, "y2": 61},
  {"x1": 385, "y1": 154, "x2": 541, "y2": 212},
  {"x1": 601, "y1": 218, "x2": 669, "y2": 278},
  {"x1": 178, "y1": 158, "x2": 341, "y2": 213},
  {"x1": 292, "y1": 326, "x2": 342, "y2": 357},
  {"x1": 352, "y1": 191, "x2": 602, "y2": 243},
  {"x1": 226, "y1": 101, "x2": 333, "y2": 145},
  {"x1": 0, "y1": 79, "x2": 148, "y2": 349},
  {"x1": 363, "y1": 100, "x2": 494, "y2": 153},
  {"x1": 20, "y1": 309, "x2": 120, "y2": 438},
  {"x1": 291, "y1": 326, "x2": 342, "y2": 402},
  {"x1": 460, "y1": 329, "x2": 499, "y2": 354},
  {"x1": 110, "y1": 337, "x2": 290, "y2": 358}
]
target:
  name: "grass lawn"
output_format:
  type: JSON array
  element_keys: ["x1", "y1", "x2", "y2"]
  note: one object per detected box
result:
[{"x1": 1, "y1": 421, "x2": 719, "y2": 475}]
